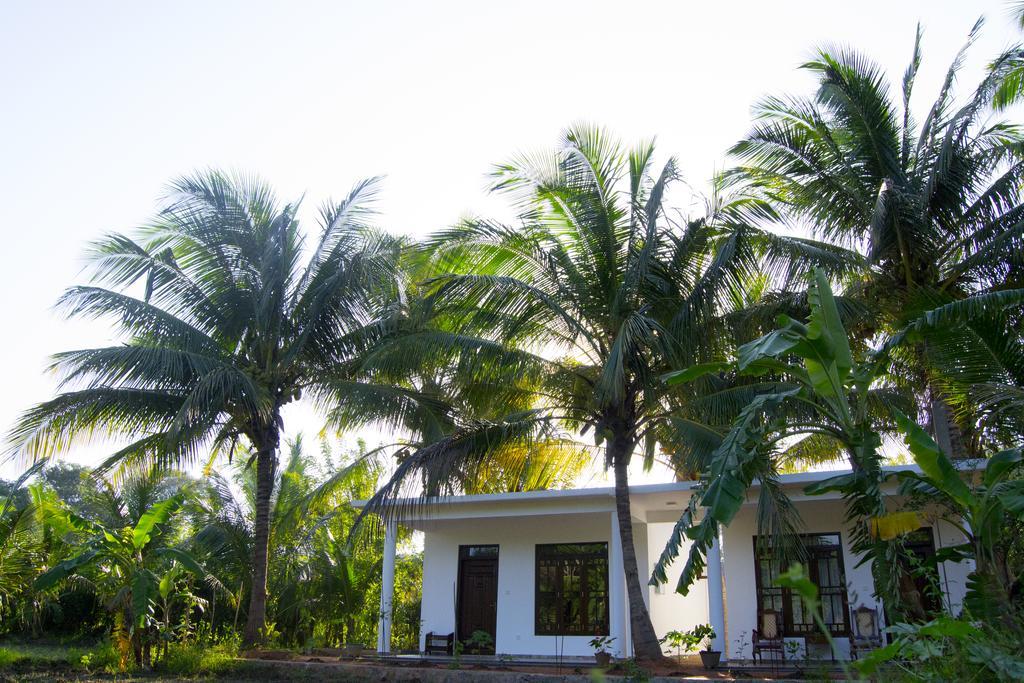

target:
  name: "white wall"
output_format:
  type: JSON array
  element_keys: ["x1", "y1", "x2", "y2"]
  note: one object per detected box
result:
[
  {"x1": 420, "y1": 512, "x2": 613, "y2": 657},
  {"x1": 645, "y1": 521, "x2": 710, "y2": 642},
  {"x1": 933, "y1": 518, "x2": 972, "y2": 615},
  {"x1": 419, "y1": 513, "x2": 717, "y2": 657}
]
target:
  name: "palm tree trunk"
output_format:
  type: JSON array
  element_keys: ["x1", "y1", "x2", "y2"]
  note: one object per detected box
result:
[
  {"x1": 610, "y1": 436, "x2": 662, "y2": 661},
  {"x1": 242, "y1": 426, "x2": 279, "y2": 647},
  {"x1": 928, "y1": 392, "x2": 972, "y2": 460},
  {"x1": 233, "y1": 580, "x2": 243, "y2": 632}
]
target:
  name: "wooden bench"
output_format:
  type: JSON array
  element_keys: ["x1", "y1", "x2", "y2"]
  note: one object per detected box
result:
[{"x1": 424, "y1": 632, "x2": 454, "y2": 655}]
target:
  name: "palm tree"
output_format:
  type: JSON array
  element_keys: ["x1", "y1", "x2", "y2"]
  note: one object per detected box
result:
[
  {"x1": 192, "y1": 435, "x2": 382, "y2": 645},
  {"x1": 7, "y1": 171, "x2": 442, "y2": 645},
  {"x1": 728, "y1": 23, "x2": 1024, "y2": 454},
  {"x1": 361, "y1": 125, "x2": 856, "y2": 659}
]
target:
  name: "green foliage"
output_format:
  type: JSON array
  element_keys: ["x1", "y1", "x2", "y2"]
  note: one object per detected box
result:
[
  {"x1": 731, "y1": 21, "x2": 1024, "y2": 451},
  {"x1": 658, "y1": 629, "x2": 689, "y2": 658},
  {"x1": 157, "y1": 640, "x2": 238, "y2": 677},
  {"x1": 362, "y1": 124, "x2": 844, "y2": 658},
  {"x1": 614, "y1": 658, "x2": 651, "y2": 683},
  {"x1": 894, "y1": 426, "x2": 1024, "y2": 628},
  {"x1": 687, "y1": 624, "x2": 716, "y2": 652},
  {"x1": 0, "y1": 440, "x2": 426, "y2": 668},
  {"x1": 190, "y1": 436, "x2": 421, "y2": 650},
  {"x1": 0, "y1": 464, "x2": 46, "y2": 631},
  {"x1": 659, "y1": 624, "x2": 716, "y2": 656},
  {"x1": 78, "y1": 640, "x2": 127, "y2": 675},
  {"x1": 853, "y1": 615, "x2": 1024, "y2": 682},
  {"x1": 0, "y1": 647, "x2": 25, "y2": 667},
  {"x1": 2, "y1": 15, "x2": 1023, "y2": 673},
  {"x1": 656, "y1": 270, "x2": 900, "y2": 603},
  {"x1": 655, "y1": 268, "x2": 1019, "y2": 629},
  {"x1": 589, "y1": 635, "x2": 615, "y2": 654},
  {"x1": 0, "y1": 639, "x2": 120, "y2": 674},
  {"x1": 463, "y1": 629, "x2": 494, "y2": 654},
  {"x1": 448, "y1": 639, "x2": 464, "y2": 669},
  {"x1": 6, "y1": 170, "x2": 441, "y2": 645},
  {"x1": 31, "y1": 481, "x2": 217, "y2": 668}
]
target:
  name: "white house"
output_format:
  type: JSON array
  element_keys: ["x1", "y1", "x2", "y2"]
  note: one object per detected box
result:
[{"x1": 361, "y1": 466, "x2": 972, "y2": 662}]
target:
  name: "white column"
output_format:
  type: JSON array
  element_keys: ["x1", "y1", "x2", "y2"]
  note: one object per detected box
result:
[
  {"x1": 706, "y1": 527, "x2": 726, "y2": 656},
  {"x1": 377, "y1": 519, "x2": 397, "y2": 654},
  {"x1": 609, "y1": 511, "x2": 628, "y2": 659}
]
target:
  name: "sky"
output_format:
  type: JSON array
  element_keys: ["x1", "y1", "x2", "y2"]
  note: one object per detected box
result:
[{"x1": 0, "y1": 0, "x2": 1019, "y2": 481}]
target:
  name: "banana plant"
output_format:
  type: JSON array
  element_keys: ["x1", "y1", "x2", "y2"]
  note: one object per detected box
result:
[
  {"x1": 892, "y1": 414, "x2": 1024, "y2": 632},
  {"x1": 157, "y1": 563, "x2": 208, "y2": 661},
  {"x1": 654, "y1": 268, "x2": 923, "y2": 620},
  {"x1": 35, "y1": 492, "x2": 218, "y2": 667},
  {"x1": 0, "y1": 464, "x2": 45, "y2": 628}
]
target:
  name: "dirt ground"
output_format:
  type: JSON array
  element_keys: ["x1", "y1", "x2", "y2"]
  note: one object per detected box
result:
[{"x1": 0, "y1": 650, "x2": 827, "y2": 682}]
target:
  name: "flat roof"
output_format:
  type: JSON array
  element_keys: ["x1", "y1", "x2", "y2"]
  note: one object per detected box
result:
[{"x1": 352, "y1": 464, "x2": 932, "y2": 511}]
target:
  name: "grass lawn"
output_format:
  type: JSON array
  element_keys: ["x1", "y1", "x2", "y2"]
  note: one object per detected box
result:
[{"x1": 0, "y1": 639, "x2": 376, "y2": 682}]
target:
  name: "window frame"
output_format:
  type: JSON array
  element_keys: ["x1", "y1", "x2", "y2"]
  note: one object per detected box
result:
[
  {"x1": 753, "y1": 533, "x2": 851, "y2": 637},
  {"x1": 901, "y1": 527, "x2": 943, "y2": 615},
  {"x1": 534, "y1": 542, "x2": 610, "y2": 637}
]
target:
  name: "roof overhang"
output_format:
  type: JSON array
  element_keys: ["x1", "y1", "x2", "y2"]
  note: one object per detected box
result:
[{"x1": 351, "y1": 464, "x2": 952, "y2": 529}]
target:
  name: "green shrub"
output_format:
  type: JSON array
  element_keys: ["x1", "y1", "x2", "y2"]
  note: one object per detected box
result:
[
  {"x1": 0, "y1": 647, "x2": 27, "y2": 667},
  {"x1": 159, "y1": 641, "x2": 238, "y2": 677},
  {"x1": 855, "y1": 616, "x2": 1024, "y2": 682},
  {"x1": 78, "y1": 639, "x2": 129, "y2": 675}
]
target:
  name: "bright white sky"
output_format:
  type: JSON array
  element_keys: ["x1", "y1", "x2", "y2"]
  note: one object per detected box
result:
[{"x1": 0, "y1": 0, "x2": 1018, "y2": 481}]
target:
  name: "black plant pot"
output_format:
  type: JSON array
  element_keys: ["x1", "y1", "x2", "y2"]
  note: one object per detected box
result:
[
  {"x1": 594, "y1": 651, "x2": 612, "y2": 667},
  {"x1": 699, "y1": 650, "x2": 721, "y2": 669}
]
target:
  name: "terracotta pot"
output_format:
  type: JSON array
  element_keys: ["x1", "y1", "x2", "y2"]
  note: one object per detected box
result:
[
  {"x1": 594, "y1": 651, "x2": 612, "y2": 667},
  {"x1": 699, "y1": 650, "x2": 721, "y2": 669}
]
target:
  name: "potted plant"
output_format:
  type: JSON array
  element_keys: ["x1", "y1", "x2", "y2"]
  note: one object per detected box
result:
[
  {"x1": 588, "y1": 635, "x2": 615, "y2": 666},
  {"x1": 689, "y1": 624, "x2": 720, "y2": 669}
]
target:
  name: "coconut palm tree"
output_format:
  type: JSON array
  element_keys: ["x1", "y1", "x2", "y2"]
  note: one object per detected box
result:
[
  {"x1": 7, "y1": 171, "x2": 443, "y2": 646},
  {"x1": 192, "y1": 435, "x2": 383, "y2": 645},
  {"x1": 728, "y1": 23, "x2": 1024, "y2": 453},
  {"x1": 360, "y1": 125, "x2": 858, "y2": 659}
]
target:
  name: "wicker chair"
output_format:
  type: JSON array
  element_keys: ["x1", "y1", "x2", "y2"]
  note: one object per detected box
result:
[
  {"x1": 848, "y1": 605, "x2": 883, "y2": 659},
  {"x1": 752, "y1": 609, "x2": 785, "y2": 665}
]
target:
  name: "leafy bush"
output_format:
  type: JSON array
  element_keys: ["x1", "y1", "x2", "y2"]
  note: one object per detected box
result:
[
  {"x1": 855, "y1": 616, "x2": 1024, "y2": 682},
  {"x1": 0, "y1": 647, "x2": 26, "y2": 667},
  {"x1": 588, "y1": 635, "x2": 615, "y2": 654},
  {"x1": 158, "y1": 641, "x2": 238, "y2": 677},
  {"x1": 78, "y1": 640, "x2": 127, "y2": 674}
]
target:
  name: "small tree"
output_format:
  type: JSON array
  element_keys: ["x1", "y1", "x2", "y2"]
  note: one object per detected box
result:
[{"x1": 35, "y1": 492, "x2": 217, "y2": 667}]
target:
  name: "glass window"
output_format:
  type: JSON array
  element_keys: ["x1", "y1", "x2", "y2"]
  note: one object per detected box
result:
[
  {"x1": 535, "y1": 543, "x2": 609, "y2": 636},
  {"x1": 754, "y1": 533, "x2": 850, "y2": 636},
  {"x1": 459, "y1": 545, "x2": 499, "y2": 559}
]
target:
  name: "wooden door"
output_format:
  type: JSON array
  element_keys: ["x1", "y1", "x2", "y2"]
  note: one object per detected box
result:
[{"x1": 457, "y1": 551, "x2": 498, "y2": 650}]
